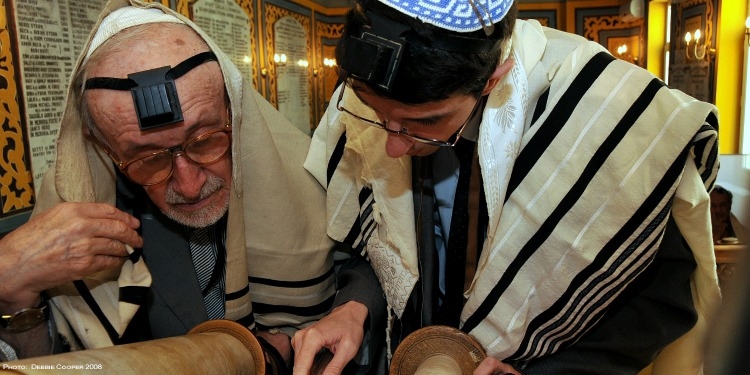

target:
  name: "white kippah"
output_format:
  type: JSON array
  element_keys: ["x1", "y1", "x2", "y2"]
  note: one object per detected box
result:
[
  {"x1": 86, "y1": 6, "x2": 184, "y2": 59},
  {"x1": 378, "y1": 0, "x2": 512, "y2": 32}
]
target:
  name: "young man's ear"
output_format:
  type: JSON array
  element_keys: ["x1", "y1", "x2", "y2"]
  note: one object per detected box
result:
[{"x1": 482, "y1": 57, "x2": 514, "y2": 95}]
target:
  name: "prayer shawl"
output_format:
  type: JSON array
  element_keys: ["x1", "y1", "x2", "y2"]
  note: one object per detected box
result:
[
  {"x1": 305, "y1": 20, "x2": 720, "y2": 373},
  {"x1": 34, "y1": 0, "x2": 335, "y2": 350}
]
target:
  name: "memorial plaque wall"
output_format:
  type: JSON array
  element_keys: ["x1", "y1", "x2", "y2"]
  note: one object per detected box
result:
[
  {"x1": 16, "y1": 0, "x2": 108, "y2": 188},
  {"x1": 193, "y1": 0, "x2": 256, "y2": 89},
  {"x1": 274, "y1": 15, "x2": 310, "y2": 135},
  {"x1": 1, "y1": 0, "x2": 107, "y2": 232}
]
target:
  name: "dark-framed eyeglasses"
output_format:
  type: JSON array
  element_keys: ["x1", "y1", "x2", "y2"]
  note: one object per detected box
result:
[
  {"x1": 335, "y1": 82, "x2": 482, "y2": 147},
  {"x1": 86, "y1": 123, "x2": 231, "y2": 186}
]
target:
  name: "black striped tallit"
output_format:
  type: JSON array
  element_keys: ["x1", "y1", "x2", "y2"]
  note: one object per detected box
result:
[{"x1": 461, "y1": 52, "x2": 717, "y2": 360}]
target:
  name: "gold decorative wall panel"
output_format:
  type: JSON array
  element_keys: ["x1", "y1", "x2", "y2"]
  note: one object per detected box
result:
[
  {"x1": 313, "y1": 20, "x2": 342, "y2": 123},
  {"x1": 176, "y1": 0, "x2": 191, "y2": 17},
  {"x1": 263, "y1": 4, "x2": 312, "y2": 118},
  {"x1": 668, "y1": 0, "x2": 716, "y2": 103},
  {"x1": 0, "y1": 0, "x2": 34, "y2": 219},
  {"x1": 582, "y1": 15, "x2": 645, "y2": 66},
  {"x1": 184, "y1": 0, "x2": 259, "y2": 90},
  {"x1": 518, "y1": 1, "x2": 645, "y2": 67},
  {"x1": 518, "y1": 2, "x2": 563, "y2": 29},
  {"x1": 237, "y1": 0, "x2": 259, "y2": 89},
  {"x1": 563, "y1": 0, "x2": 646, "y2": 67}
]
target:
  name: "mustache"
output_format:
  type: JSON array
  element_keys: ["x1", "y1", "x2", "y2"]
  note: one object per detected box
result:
[{"x1": 165, "y1": 175, "x2": 225, "y2": 204}]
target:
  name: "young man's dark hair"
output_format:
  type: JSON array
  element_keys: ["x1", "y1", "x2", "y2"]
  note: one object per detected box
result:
[{"x1": 336, "y1": 0, "x2": 517, "y2": 103}]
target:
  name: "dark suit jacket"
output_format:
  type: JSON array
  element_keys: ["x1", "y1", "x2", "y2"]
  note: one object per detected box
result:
[{"x1": 115, "y1": 175, "x2": 207, "y2": 342}]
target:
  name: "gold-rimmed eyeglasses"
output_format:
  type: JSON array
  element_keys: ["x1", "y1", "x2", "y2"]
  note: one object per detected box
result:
[
  {"x1": 86, "y1": 123, "x2": 232, "y2": 186},
  {"x1": 335, "y1": 83, "x2": 482, "y2": 147}
]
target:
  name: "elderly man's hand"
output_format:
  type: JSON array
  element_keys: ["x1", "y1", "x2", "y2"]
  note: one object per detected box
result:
[
  {"x1": 291, "y1": 301, "x2": 368, "y2": 375},
  {"x1": 0, "y1": 202, "x2": 141, "y2": 312}
]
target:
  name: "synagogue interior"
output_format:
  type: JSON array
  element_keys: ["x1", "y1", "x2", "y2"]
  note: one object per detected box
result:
[{"x1": 0, "y1": 0, "x2": 749, "y2": 374}]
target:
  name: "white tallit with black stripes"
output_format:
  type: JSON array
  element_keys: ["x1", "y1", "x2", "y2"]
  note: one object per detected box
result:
[
  {"x1": 305, "y1": 19, "x2": 720, "y2": 373},
  {"x1": 34, "y1": 0, "x2": 335, "y2": 350}
]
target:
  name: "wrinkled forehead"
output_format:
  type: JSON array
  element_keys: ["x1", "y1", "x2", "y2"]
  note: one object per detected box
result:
[{"x1": 87, "y1": 23, "x2": 209, "y2": 78}]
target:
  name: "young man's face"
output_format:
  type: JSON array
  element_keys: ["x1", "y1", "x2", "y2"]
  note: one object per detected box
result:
[
  {"x1": 85, "y1": 31, "x2": 232, "y2": 228},
  {"x1": 351, "y1": 86, "x2": 480, "y2": 158},
  {"x1": 345, "y1": 55, "x2": 515, "y2": 158}
]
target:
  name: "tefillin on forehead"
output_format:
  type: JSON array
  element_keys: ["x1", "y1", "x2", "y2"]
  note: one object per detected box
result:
[{"x1": 84, "y1": 51, "x2": 217, "y2": 130}]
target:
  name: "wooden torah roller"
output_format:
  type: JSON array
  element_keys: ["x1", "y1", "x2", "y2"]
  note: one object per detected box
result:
[
  {"x1": 390, "y1": 325, "x2": 486, "y2": 375},
  {"x1": 0, "y1": 320, "x2": 264, "y2": 374}
]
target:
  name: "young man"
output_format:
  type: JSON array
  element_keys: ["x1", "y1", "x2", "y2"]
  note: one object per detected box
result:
[
  {"x1": 303, "y1": 0, "x2": 721, "y2": 373},
  {"x1": 0, "y1": 1, "x2": 383, "y2": 373}
]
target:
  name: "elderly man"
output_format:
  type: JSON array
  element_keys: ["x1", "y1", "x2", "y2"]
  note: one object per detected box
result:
[
  {"x1": 302, "y1": 0, "x2": 721, "y2": 373},
  {"x1": 0, "y1": 1, "x2": 383, "y2": 373}
]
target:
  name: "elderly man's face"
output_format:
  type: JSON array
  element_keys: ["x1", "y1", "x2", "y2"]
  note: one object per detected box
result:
[{"x1": 85, "y1": 30, "x2": 231, "y2": 228}]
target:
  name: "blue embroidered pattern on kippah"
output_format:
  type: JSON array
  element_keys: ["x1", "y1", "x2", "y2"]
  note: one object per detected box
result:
[{"x1": 378, "y1": 0, "x2": 512, "y2": 32}]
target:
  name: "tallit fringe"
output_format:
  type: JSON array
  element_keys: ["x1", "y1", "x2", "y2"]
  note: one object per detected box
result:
[{"x1": 386, "y1": 304, "x2": 394, "y2": 366}]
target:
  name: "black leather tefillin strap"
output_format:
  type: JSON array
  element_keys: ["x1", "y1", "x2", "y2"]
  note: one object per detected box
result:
[{"x1": 84, "y1": 51, "x2": 218, "y2": 130}]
